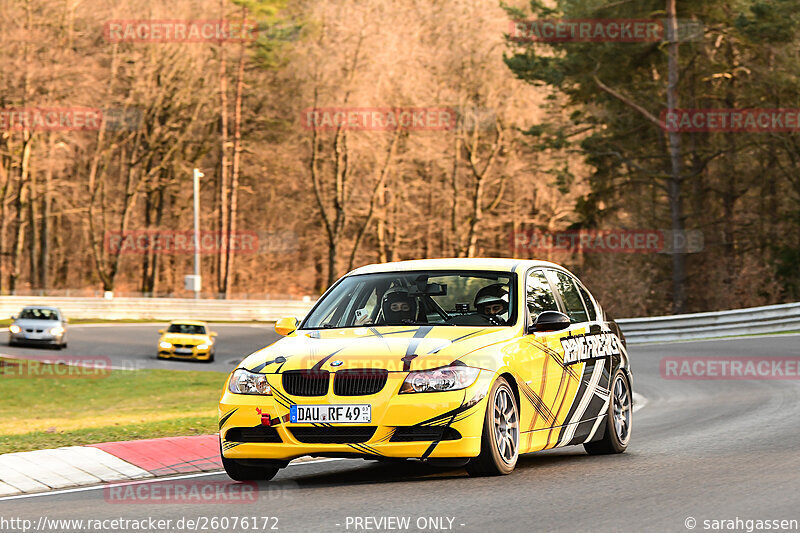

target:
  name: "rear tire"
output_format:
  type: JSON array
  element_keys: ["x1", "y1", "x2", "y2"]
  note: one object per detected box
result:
[
  {"x1": 466, "y1": 376, "x2": 519, "y2": 476},
  {"x1": 584, "y1": 369, "x2": 631, "y2": 455}
]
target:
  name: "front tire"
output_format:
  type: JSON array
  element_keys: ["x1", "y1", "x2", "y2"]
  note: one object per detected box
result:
[
  {"x1": 584, "y1": 369, "x2": 631, "y2": 455},
  {"x1": 466, "y1": 376, "x2": 519, "y2": 476},
  {"x1": 220, "y1": 442, "x2": 281, "y2": 481}
]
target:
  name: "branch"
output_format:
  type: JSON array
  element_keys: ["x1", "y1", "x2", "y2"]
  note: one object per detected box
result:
[{"x1": 593, "y1": 75, "x2": 662, "y2": 128}]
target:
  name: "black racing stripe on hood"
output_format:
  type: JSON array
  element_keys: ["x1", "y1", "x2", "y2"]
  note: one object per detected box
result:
[
  {"x1": 402, "y1": 326, "x2": 434, "y2": 371},
  {"x1": 425, "y1": 330, "x2": 482, "y2": 355},
  {"x1": 369, "y1": 328, "x2": 423, "y2": 337},
  {"x1": 405, "y1": 326, "x2": 433, "y2": 357},
  {"x1": 251, "y1": 355, "x2": 288, "y2": 373},
  {"x1": 311, "y1": 347, "x2": 345, "y2": 371}
]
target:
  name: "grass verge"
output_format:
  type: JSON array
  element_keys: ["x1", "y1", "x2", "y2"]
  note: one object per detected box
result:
[{"x1": 0, "y1": 357, "x2": 228, "y2": 454}]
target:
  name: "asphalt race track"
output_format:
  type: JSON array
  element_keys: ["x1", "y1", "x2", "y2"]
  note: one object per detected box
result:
[
  {"x1": 1, "y1": 323, "x2": 282, "y2": 372},
  {"x1": 2, "y1": 334, "x2": 800, "y2": 532}
]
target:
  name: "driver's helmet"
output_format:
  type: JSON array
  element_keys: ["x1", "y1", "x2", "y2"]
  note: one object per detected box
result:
[
  {"x1": 474, "y1": 284, "x2": 509, "y2": 316},
  {"x1": 381, "y1": 290, "x2": 417, "y2": 324}
]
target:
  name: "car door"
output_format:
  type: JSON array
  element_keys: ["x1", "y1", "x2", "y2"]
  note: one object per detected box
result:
[
  {"x1": 545, "y1": 269, "x2": 614, "y2": 446},
  {"x1": 517, "y1": 268, "x2": 583, "y2": 452}
]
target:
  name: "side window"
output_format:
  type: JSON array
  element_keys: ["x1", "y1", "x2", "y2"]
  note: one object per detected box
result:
[
  {"x1": 525, "y1": 270, "x2": 559, "y2": 320},
  {"x1": 552, "y1": 271, "x2": 589, "y2": 324},
  {"x1": 577, "y1": 284, "x2": 598, "y2": 322}
]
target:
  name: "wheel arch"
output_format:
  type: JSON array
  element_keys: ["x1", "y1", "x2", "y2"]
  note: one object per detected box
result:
[{"x1": 497, "y1": 371, "x2": 521, "y2": 412}]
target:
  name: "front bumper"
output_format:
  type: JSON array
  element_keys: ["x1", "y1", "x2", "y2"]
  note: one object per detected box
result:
[
  {"x1": 9, "y1": 333, "x2": 63, "y2": 346},
  {"x1": 219, "y1": 370, "x2": 494, "y2": 461},
  {"x1": 158, "y1": 345, "x2": 212, "y2": 360}
]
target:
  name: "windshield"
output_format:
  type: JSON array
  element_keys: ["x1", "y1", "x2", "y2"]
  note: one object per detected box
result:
[
  {"x1": 19, "y1": 308, "x2": 58, "y2": 321},
  {"x1": 302, "y1": 270, "x2": 517, "y2": 329},
  {"x1": 167, "y1": 324, "x2": 207, "y2": 335}
]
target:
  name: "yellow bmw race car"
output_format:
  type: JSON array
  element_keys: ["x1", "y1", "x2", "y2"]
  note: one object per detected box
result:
[
  {"x1": 157, "y1": 320, "x2": 217, "y2": 362},
  {"x1": 219, "y1": 258, "x2": 631, "y2": 480}
]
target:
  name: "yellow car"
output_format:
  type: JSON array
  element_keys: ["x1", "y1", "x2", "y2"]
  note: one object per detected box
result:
[
  {"x1": 219, "y1": 258, "x2": 631, "y2": 481},
  {"x1": 157, "y1": 320, "x2": 217, "y2": 362}
]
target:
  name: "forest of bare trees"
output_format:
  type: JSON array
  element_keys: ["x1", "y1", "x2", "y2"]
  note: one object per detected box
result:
[{"x1": 1, "y1": 0, "x2": 798, "y2": 317}]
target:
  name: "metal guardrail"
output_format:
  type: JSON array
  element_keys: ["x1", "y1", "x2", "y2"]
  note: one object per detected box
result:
[
  {"x1": 0, "y1": 296, "x2": 316, "y2": 322},
  {"x1": 617, "y1": 302, "x2": 800, "y2": 344},
  {"x1": 2, "y1": 295, "x2": 798, "y2": 343}
]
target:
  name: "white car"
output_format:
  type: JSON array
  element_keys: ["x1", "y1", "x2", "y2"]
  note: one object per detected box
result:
[{"x1": 8, "y1": 306, "x2": 68, "y2": 349}]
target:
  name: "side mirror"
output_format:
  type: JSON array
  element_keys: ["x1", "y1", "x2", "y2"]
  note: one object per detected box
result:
[
  {"x1": 158, "y1": 329, "x2": 165, "y2": 335},
  {"x1": 210, "y1": 332, "x2": 218, "y2": 337},
  {"x1": 275, "y1": 316, "x2": 299, "y2": 336},
  {"x1": 530, "y1": 311, "x2": 571, "y2": 333}
]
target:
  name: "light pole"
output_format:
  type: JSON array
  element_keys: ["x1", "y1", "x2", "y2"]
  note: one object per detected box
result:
[{"x1": 190, "y1": 168, "x2": 204, "y2": 299}]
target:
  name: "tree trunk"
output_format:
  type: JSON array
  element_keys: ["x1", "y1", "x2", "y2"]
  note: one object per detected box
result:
[
  {"x1": 39, "y1": 134, "x2": 54, "y2": 291},
  {"x1": 665, "y1": 0, "x2": 687, "y2": 313},
  {"x1": 225, "y1": 13, "x2": 247, "y2": 298},
  {"x1": 10, "y1": 134, "x2": 33, "y2": 293},
  {"x1": 217, "y1": 0, "x2": 230, "y2": 297},
  {"x1": 0, "y1": 140, "x2": 12, "y2": 294},
  {"x1": 28, "y1": 154, "x2": 38, "y2": 290}
]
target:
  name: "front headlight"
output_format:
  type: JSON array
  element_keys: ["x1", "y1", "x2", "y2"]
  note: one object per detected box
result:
[
  {"x1": 197, "y1": 344, "x2": 209, "y2": 350},
  {"x1": 229, "y1": 369, "x2": 272, "y2": 395},
  {"x1": 9, "y1": 325, "x2": 21, "y2": 334},
  {"x1": 400, "y1": 366, "x2": 480, "y2": 393},
  {"x1": 50, "y1": 326, "x2": 65, "y2": 336},
  {"x1": 159, "y1": 341, "x2": 172, "y2": 349}
]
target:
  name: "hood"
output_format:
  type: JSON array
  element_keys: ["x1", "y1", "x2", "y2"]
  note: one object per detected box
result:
[
  {"x1": 241, "y1": 325, "x2": 517, "y2": 373},
  {"x1": 13, "y1": 319, "x2": 61, "y2": 329}
]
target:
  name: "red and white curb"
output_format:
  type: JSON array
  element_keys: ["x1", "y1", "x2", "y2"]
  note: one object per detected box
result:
[
  {"x1": 0, "y1": 392, "x2": 650, "y2": 498},
  {"x1": 0, "y1": 434, "x2": 221, "y2": 497}
]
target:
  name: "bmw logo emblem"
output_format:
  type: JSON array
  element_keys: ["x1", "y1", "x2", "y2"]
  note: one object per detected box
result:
[{"x1": 331, "y1": 360, "x2": 343, "y2": 367}]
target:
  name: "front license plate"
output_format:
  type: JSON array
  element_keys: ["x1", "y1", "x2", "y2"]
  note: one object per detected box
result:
[
  {"x1": 290, "y1": 404, "x2": 371, "y2": 424},
  {"x1": 174, "y1": 348, "x2": 192, "y2": 355}
]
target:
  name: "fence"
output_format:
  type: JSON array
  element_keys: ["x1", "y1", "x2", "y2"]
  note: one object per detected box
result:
[
  {"x1": 2, "y1": 296, "x2": 798, "y2": 343},
  {"x1": 617, "y1": 302, "x2": 800, "y2": 344}
]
